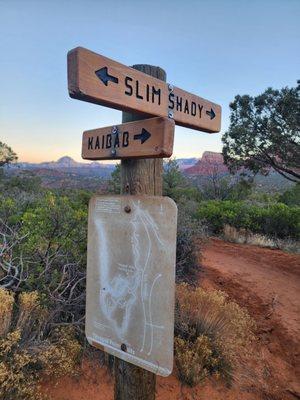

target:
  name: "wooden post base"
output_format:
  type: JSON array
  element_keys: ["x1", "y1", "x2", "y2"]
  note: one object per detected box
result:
[{"x1": 114, "y1": 64, "x2": 167, "y2": 400}]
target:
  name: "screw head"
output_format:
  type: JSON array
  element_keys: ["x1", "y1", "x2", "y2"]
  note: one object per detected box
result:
[
  {"x1": 124, "y1": 205, "x2": 131, "y2": 213},
  {"x1": 168, "y1": 111, "x2": 174, "y2": 119},
  {"x1": 121, "y1": 343, "x2": 127, "y2": 352}
]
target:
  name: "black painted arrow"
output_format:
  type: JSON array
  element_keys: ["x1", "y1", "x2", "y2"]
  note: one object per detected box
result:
[
  {"x1": 133, "y1": 128, "x2": 151, "y2": 144},
  {"x1": 95, "y1": 67, "x2": 119, "y2": 86},
  {"x1": 206, "y1": 108, "x2": 216, "y2": 120}
]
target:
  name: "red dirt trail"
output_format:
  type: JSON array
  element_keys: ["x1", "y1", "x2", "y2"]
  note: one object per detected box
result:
[
  {"x1": 43, "y1": 239, "x2": 300, "y2": 400},
  {"x1": 203, "y1": 238, "x2": 300, "y2": 339}
]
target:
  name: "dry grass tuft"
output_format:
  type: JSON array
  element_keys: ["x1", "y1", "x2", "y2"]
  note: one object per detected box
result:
[
  {"x1": 175, "y1": 335, "x2": 221, "y2": 386},
  {"x1": 175, "y1": 283, "x2": 255, "y2": 386},
  {"x1": 223, "y1": 224, "x2": 277, "y2": 247},
  {"x1": 223, "y1": 224, "x2": 300, "y2": 253},
  {"x1": 0, "y1": 287, "x2": 81, "y2": 400},
  {"x1": 0, "y1": 288, "x2": 14, "y2": 337}
]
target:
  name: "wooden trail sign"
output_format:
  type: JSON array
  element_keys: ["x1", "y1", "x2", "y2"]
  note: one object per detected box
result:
[
  {"x1": 67, "y1": 48, "x2": 223, "y2": 399},
  {"x1": 86, "y1": 195, "x2": 177, "y2": 377},
  {"x1": 68, "y1": 47, "x2": 221, "y2": 133},
  {"x1": 82, "y1": 117, "x2": 174, "y2": 160}
]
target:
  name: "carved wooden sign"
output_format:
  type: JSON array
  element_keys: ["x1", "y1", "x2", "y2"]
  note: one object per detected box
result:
[
  {"x1": 82, "y1": 117, "x2": 174, "y2": 160},
  {"x1": 86, "y1": 196, "x2": 177, "y2": 376},
  {"x1": 68, "y1": 47, "x2": 221, "y2": 133}
]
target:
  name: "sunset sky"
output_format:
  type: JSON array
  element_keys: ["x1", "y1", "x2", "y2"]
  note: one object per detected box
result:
[{"x1": 1, "y1": 0, "x2": 299, "y2": 163}]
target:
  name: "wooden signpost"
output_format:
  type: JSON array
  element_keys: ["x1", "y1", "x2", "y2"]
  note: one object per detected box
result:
[
  {"x1": 67, "y1": 47, "x2": 222, "y2": 400},
  {"x1": 82, "y1": 117, "x2": 174, "y2": 160},
  {"x1": 68, "y1": 47, "x2": 221, "y2": 133}
]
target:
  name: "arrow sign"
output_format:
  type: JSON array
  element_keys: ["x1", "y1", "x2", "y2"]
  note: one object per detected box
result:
[
  {"x1": 82, "y1": 117, "x2": 174, "y2": 160},
  {"x1": 134, "y1": 128, "x2": 151, "y2": 144},
  {"x1": 68, "y1": 47, "x2": 221, "y2": 133},
  {"x1": 206, "y1": 108, "x2": 216, "y2": 120},
  {"x1": 95, "y1": 66, "x2": 119, "y2": 86}
]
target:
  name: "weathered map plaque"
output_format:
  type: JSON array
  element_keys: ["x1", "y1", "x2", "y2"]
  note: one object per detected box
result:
[
  {"x1": 86, "y1": 196, "x2": 177, "y2": 376},
  {"x1": 68, "y1": 47, "x2": 221, "y2": 133},
  {"x1": 82, "y1": 117, "x2": 174, "y2": 160}
]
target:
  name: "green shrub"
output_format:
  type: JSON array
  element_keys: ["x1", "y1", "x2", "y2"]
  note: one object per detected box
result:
[
  {"x1": 254, "y1": 203, "x2": 300, "y2": 238},
  {"x1": 168, "y1": 186, "x2": 202, "y2": 203},
  {"x1": 163, "y1": 159, "x2": 202, "y2": 203},
  {"x1": 176, "y1": 208, "x2": 206, "y2": 284},
  {"x1": 4, "y1": 173, "x2": 42, "y2": 193},
  {"x1": 278, "y1": 184, "x2": 300, "y2": 206},
  {"x1": 21, "y1": 192, "x2": 87, "y2": 261},
  {"x1": 1, "y1": 189, "x2": 88, "y2": 332},
  {"x1": 196, "y1": 200, "x2": 300, "y2": 239}
]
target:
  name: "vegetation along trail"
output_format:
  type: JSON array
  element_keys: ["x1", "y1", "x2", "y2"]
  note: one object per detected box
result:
[
  {"x1": 43, "y1": 238, "x2": 300, "y2": 400},
  {"x1": 201, "y1": 238, "x2": 300, "y2": 399},
  {"x1": 202, "y1": 238, "x2": 300, "y2": 338}
]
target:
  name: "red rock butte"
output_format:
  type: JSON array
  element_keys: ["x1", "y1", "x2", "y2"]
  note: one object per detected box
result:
[{"x1": 185, "y1": 151, "x2": 229, "y2": 176}]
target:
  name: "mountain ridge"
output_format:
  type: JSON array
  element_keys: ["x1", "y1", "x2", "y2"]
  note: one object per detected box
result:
[{"x1": 11, "y1": 156, "x2": 114, "y2": 170}]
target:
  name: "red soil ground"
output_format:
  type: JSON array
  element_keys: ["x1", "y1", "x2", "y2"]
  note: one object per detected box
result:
[{"x1": 42, "y1": 239, "x2": 300, "y2": 400}]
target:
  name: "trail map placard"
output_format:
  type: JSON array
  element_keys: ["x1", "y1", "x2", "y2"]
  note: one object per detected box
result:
[{"x1": 86, "y1": 196, "x2": 177, "y2": 376}]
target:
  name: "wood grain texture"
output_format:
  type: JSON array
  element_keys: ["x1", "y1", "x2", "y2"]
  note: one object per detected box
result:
[
  {"x1": 82, "y1": 117, "x2": 174, "y2": 160},
  {"x1": 114, "y1": 361, "x2": 156, "y2": 400},
  {"x1": 68, "y1": 47, "x2": 221, "y2": 133},
  {"x1": 171, "y1": 86, "x2": 221, "y2": 132},
  {"x1": 114, "y1": 64, "x2": 167, "y2": 400},
  {"x1": 68, "y1": 47, "x2": 168, "y2": 117}
]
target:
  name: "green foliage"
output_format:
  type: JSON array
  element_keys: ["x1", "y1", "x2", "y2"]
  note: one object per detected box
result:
[
  {"x1": 0, "y1": 172, "x2": 45, "y2": 225},
  {"x1": 3, "y1": 172, "x2": 42, "y2": 193},
  {"x1": 107, "y1": 159, "x2": 202, "y2": 202},
  {"x1": 17, "y1": 193, "x2": 88, "y2": 320},
  {"x1": 278, "y1": 184, "x2": 300, "y2": 206},
  {"x1": 164, "y1": 159, "x2": 202, "y2": 203},
  {"x1": 162, "y1": 160, "x2": 206, "y2": 283},
  {"x1": 0, "y1": 171, "x2": 93, "y2": 399},
  {"x1": 171, "y1": 186, "x2": 202, "y2": 203},
  {"x1": 107, "y1": 163, "x2": 121, "y2": 193},
  {"x1": 0, "y1": 176, "x2": 89, "y2": 329},
  {"x1": 196, "y1": 200, "x2": 300, "y2": 239},
  {"x1": 226, "y1": 178, "x2": 253, "y2": 201},
  {"x1": 222, "y1": 81, "x2": 300, "y2": 182},
  {"x1": 198, "y1": 175, "x2": 253, "y2": 201},
  {"x1": 0, "y1": 197, "x2": 21, "y2": 225},
  {"x1": 176, "y1": 208, "x2": 206, "y2": 284},
  {"x1": 163, "y1": 159, "x2": 186, "y2": 193},
  {"x1": 21, "y1": 192, "x2": 87, "y2": 260},
  {"x1": 0, "y1": 141, "x2": 17, "y2": 168}
]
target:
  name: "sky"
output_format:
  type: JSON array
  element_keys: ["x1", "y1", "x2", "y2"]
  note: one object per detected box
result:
[{"x1": 0, "y1": 0, "x2": 299, "y2": 163}]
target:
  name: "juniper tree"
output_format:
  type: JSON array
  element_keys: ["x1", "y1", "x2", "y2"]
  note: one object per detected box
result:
[
  {"x1": 0, "y1": 141, "x2": 17, "y2": 168},
  {"x1": 222, "y1": 81, "x2": 300, "y2": 182}
]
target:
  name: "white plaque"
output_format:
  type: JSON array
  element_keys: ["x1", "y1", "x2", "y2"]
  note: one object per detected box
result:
[{"x1": 86, "y1": 195, "x2": 177, "y2": 376}]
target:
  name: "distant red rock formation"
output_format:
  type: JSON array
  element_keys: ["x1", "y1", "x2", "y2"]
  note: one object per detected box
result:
[{"x1": 185, "y1": 151, "x2": 229, "y2": 176}]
